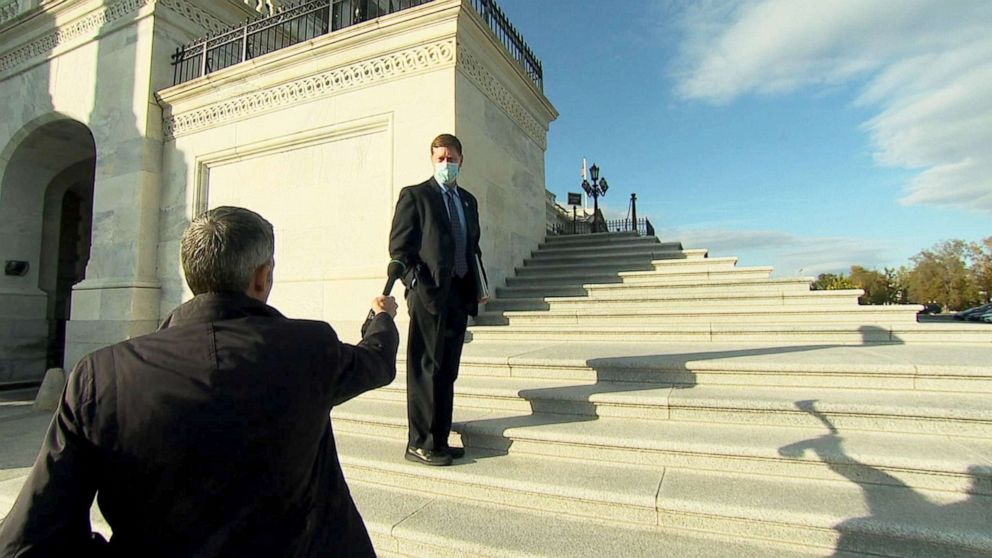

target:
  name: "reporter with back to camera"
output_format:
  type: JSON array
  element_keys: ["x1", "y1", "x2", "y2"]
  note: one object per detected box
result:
[{"x1": 0, "y1": 206, "x2": 398, "y2": 558}]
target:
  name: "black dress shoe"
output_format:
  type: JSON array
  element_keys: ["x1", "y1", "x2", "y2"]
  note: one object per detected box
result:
[
  {"x1": 405, "y1": 446, "x2": 452, "y2": 466},
  {"x1": 441, "y1": 445, "x2": 465, "y2": 459}
]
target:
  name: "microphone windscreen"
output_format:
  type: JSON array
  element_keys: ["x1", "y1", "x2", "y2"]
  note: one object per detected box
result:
[
  {"x1": 387, "y1": 259, "x2": 406, "y2": 280},
  {"x1": 382, "y1": 260, "x2": 407, "y2": 296}
]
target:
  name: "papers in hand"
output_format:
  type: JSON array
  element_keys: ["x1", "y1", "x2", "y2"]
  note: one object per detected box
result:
[{"x1": 473, "y1": 254, "x2": 490, "y2": 302}]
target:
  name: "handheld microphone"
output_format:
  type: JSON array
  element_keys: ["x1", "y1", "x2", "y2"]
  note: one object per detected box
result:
[
  {"x1": 363, "y1": 260, "x2": 407, "y2": 332},
  {"x1": 382, "y1": 259, "x2": 407, "y2": 296}
]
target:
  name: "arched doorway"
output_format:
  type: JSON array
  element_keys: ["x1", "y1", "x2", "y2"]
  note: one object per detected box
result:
[
  {"x1": 0, "y1": 117, "x2": 95, "y2": 381},
  {"x1": 43, "y1": 164, "x2": 95, "y2": 368}
]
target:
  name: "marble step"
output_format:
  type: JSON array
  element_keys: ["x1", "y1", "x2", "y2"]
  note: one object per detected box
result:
[
  {"x1": 465, "y1": 323, "x2": 992, "y2": 344},
  {"x1": 527, "y1": 255, "x2": 742, "y2": 277},
  {"x1": 494, "y1": 285, "x2": 591, "y2": 299},
  {"x1": 349, "y1": 479, "x2": 823, "y2": 558},
  {"x1": 517, "y1": 255, "x2": 668, "y2": 272},
  {"x1": 475, "y1": 305, "x2": 921, "y2": 327},
  {"x1": 369, "y1": 374, "x2": 992, "y2": 437},
  {"x1": 486, "y1": 289, "x2": 861, "y2": 312},
  {"x1": 658, "y1": 469, "x2": 992, "y2": 558},
  {"x1": 332, "y1": 398, "x2": 992, "y2": 495},
  {"x1": 514, "y1": 256, "x2": 740, "y2": 276},
  {"x1": 530, "y1": 245, "x2": 697, "y2": 262},
  {"x1": 445, "y1": 341, "x2": 992, "y2": 392},
  {"x1": 582, "y1": 277, "x2": 819, "y2": 296},
  {"x1": 619, "y1": 266, "x2": 775, "y2": 283},
  {"x1": 542, "y1": 290, "x2": 865, "y2": 310},
  {"x1": 513, "y1": 261, "x2": 656, "y2": 277},
  {"x1": 340, "y1": 435, "x2": 992, "y2": 557},
  {"x1": 645, "y1": 255, "x2": 739, "y2": 271},
  {"x1": 540, "y1": 232, "x2": 655, "y2": 247},
  {"x1": 503, "y1": 274, "x2": 624, "y2": 288},
  {"x1": 338, "y1": 431, "x2": 668, "y2": 529}
]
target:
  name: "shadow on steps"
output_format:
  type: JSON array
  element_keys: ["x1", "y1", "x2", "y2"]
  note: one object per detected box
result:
[
  {"x1": 780, "y1": 400, "x2": 992, "y2": 558},
  {"x1": 456, "y1": 326, "x2": 902, "y2": 455}
]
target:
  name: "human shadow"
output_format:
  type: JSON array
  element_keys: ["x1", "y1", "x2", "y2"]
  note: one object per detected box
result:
[
  {"x1": 778, "y1": 400, "x2": 992, "y2": 557},
  {"x1": 455, "y1": 301, "x2": 911, "y2": 460},
  {"x1": 455, "y1": 343, "x2": 860, "y2": 459},
  {"x1": 859, "y1": 325, "x2": 907, "y2": 344}
]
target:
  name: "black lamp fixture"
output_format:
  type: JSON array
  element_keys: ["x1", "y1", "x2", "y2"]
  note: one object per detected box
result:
[
  {"x1": 581, "y1": 163, "x2": 609, "y2": 232},
  {"x1": 4, "y1": 260, "x2": 29, "y2": 276}
]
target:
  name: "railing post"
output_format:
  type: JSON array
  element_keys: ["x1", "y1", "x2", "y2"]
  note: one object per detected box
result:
[
  {"x1": 242, "y1": 18, "x2": 249, "y2": 63},
  {"x1": 630, "y1": 193, "x2": 637, "y2": 235},
  {"x1": 172, "y1": 46, "x2": 182, "y2": 85}
]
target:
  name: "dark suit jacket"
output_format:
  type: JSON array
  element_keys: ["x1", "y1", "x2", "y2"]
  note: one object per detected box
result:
[
  {"x1": 0, "y1": 293, "x2": 399, "y2": 558},
  {"x1": 389, "y1": 177, "x2": 484, "y2": 316}
]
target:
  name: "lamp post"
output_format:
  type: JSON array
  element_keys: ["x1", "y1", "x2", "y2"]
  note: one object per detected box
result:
[{"x1": 581, "y1": 163, "x2": 608, "y2": 233}]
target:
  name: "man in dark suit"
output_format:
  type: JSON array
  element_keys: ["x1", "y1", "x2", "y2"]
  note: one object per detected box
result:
[
  {"x1": 0, "y1": 206, "x2": 399, "y2": 557},
  {"x1": 389, "y1": 133, "x2": 487, "y2": 466}
]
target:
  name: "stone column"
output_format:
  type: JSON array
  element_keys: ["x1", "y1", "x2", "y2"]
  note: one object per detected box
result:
[
  {"x1": 64, "y1": 141, "x2": 163, "y2": 368},
  {"x1": 63, "y1": 12, "x2": 163, "y2": 369}
]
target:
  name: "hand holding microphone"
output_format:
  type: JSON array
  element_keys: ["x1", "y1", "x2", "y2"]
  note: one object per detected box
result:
[
  {"x1": 371, "y1": 295, "x2": 397, "y2": 317},
  {"x1": 363, "y1": 260, "x2": 406, "y2": 331},
  {"x1": 381, "y1": 259, "x2": 406, "y2": 297}
]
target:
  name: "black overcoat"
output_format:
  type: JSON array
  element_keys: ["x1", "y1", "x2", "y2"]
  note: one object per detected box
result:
[{"x1": 0, "y1": 292, "x2": 398, "y2": 558}]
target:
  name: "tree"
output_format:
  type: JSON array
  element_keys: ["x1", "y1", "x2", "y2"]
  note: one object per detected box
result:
[
  {"x1": 906, "y1": 240, "x2": 980, "y2": 311},
  {"x1": 813, "y1": 272, "x2": 855, "y2": 291},
  {"x1": 887, "y1": 267, "x2": 910, "y2": 304},
  {"x1": 969, "y1": 236, "x2": 992, "y2": 304},
  {"x1": 848, "y1": 265, "x2": 893, "y2": 305}
]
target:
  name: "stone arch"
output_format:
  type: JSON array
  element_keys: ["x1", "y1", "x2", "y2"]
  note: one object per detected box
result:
[{"x1": 0, "y1": 115, "x2": 96, "y2": 381}]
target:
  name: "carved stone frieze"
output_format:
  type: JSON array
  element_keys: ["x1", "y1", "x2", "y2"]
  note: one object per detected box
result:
[
  {"x1": 0, "y1": 0, "x2": 150, "y2": 74},
  {"x1": 0, "y1": 0, "x2": 19, "y2": 27},
  {"x1": 157, "y1": 0, "x2": 228, "y2": 35},
  {"x1": 456, "y1": 44, "x2": 546, "y2": 149},
  {"x1": 164, "y1": 38, "x2": 456, "y2": 138},
  {"x1": 0, "y1": 0, "x2": 228, "y2": 76}
]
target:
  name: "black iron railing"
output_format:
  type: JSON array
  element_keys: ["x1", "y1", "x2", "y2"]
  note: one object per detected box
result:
[
  {"x1": 171, "y1": 0, "x2": 544, "y2": 91},
  {"x1": 172, "y1": 0, "x2": 431, "y2": 85},
  {"x1": 606, "y1": 217, "x2": 655, "y2": 237},
  {"x1": 468, "y1": 0, "x2": 542, "y2": 90},
  {"x1": 548, "y1": 217, "x2": 655, "y2": 237}
]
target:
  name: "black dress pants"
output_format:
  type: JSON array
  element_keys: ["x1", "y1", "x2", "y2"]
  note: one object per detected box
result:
[{"x1": 405, "y1": 275, "x2": 471, "y2": 451}]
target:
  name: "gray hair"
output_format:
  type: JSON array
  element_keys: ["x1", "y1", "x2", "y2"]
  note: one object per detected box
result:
[{"x1": 180, "y1": 206, "x2": 274, "y2": 295}]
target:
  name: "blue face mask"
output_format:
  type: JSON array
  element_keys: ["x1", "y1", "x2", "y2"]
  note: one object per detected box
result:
[{"x1": 434, "y1": 162, "x2": 459, "y2": 185}]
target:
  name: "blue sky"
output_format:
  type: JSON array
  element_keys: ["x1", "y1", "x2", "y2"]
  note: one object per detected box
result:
[{"x1": 495, "y1": 0, "x2": 991, "y2": 277}]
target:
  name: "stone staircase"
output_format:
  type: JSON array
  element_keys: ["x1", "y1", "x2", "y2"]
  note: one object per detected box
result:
[
  {"x1": 334, "y1": 232, "x2": 992, "y2": 557},
  {"x1": 470, "y1": 231, "x2": 990, "y2": 344}
]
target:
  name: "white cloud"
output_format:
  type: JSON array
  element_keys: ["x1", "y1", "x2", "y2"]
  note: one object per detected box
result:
[
  {"x1": 666, "y1": 227, "x2": 892, "y2": 277},
  {"x1": 672, "y1": 0, "x2": 992, "y2": 213}
]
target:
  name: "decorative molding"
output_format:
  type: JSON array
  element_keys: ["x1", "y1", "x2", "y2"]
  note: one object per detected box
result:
[
  {"x1": 0, "y1": 0, "x2": 229, "y2": 76},
  {"x1": 164, "y1": 38, "x2": 455, "y2": 139},
  {"x1": 157, "y1": 0, "x2": 229, "y2": 35},
  {"x1": 0, "y1": 0, "x2": 151, "y2": 74},
  {"x1": 456, "y1": 43, "x2": 546, "y2": 149},
  {"x1": 0, "y1": 0, "x2": 19, "y2": 27},
  {"x1": 73, "y1": 279, "x2": 162, "y2": 290}
]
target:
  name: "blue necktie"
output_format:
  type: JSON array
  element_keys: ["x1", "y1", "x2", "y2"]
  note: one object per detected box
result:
[{"x1": 446, "y1": 190, "x2": 468, "y2": 277}]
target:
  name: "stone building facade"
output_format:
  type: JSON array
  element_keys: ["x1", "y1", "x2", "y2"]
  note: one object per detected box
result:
[{"x1": 0, "y1": 0, "x2": 556, "y2": 382}]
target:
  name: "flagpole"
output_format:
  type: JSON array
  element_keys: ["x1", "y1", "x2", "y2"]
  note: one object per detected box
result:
[{"x1": 581, "y1": 157, "x2": 589, "y2": 213}]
